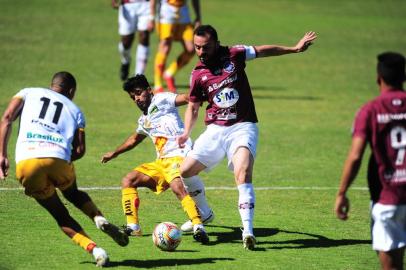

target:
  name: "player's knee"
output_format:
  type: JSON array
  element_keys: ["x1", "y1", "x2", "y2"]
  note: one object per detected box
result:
[{"x1": 121, "y1": 171, "x2": 140, "y2": 188}]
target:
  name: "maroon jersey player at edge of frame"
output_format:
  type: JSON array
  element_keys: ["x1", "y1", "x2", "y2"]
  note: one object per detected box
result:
[
  {"x1": 335, "y1": 52, "x2": 406, "y2": 270},
  {"x1": 355, "y1": 87, "x2": 406, "y2": 204},
  {"x1": 177, "y1": 24, "x2": 317, "y2": 250}
]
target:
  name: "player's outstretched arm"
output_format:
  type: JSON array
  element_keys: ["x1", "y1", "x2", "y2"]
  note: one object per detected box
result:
[
  {"x1": 335, "y1": 136, "x2": 367, "y2": 220},
  {"x1": 101, "y1": 133, "x2": 147, "y2": 163},
  {"x1": 0, "y1": 97, "x2": 24, "y2": 179},
  {"x1": 175, "y1": 93, "x2": 190, "y2": 107},
  {"x1": 255, "y1": 31, "x2": 317, "y2": 58},
  {"x1": 177, "y1": 101, "x2": 200, "y2": 148}
]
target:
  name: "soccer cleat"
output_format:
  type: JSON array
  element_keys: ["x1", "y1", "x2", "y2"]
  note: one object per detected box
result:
[
  {"x1": 181, "y1": 211, "x2": 215, "y2": 232},
  {"x1": 92, "y1": 247, "x2": 109, "y2": 267},
  {"x1": 100, "y1": 222, "x2": 129, "y2": 247},
  {"x1": 122, "y1": 225, "x2": 142, "y2": 237},
  {"x1": 163, "y1": 72, "x2": 177, "y2": 93},
  {"x1": 243, "y1": 234, "x2": 256, "y2": 250},
  {"x1": 120, "y1": 63, "x2": 130, "y2": 81},
  {"x1": 193, "y1": 225, "x2": 209, "y2": 244}
]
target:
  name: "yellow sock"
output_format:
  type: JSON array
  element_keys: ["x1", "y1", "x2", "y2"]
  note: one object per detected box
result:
[
  {"x1": 122, "y1": 187, "x2": 140, "y2": 225},
  {"x1": 165, "y1": 61, "x2": 178, "y2": 77},
  {"x1": 154, "y1": 51, "x2": 167, "y2": 88},
  {"x1": 181, "y1": 195, "x2": 202, "y2": 225},
  {"x1": 72, "y1": 232, "x2": 96, "y2": 253}
]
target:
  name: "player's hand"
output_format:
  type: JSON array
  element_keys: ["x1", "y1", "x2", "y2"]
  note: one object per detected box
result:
[
  {"x1": 176, "y1": 133, "x2": 188, "y2": 148},
  {"x1": 0, "y1": 156, "x2": 9, "y2": 180},
  {"x1": 295, "y1": 31, "x2": 317, "y2": 52},
  {"x1": 335, "y1": 194, "x2": 350, "y2": 220},
  {"x1": 101, "y1": 152, "x2": 116, "y2": 163},
  {"x1": 147, "y1": 20, "x2": 155, "y2": 33},
  {"x1": 111, "y1": 0, "x2": 119, "y2": 9}
]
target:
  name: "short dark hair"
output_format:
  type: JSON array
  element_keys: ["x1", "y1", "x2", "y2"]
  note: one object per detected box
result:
[
  {"x1": 194, "y1": 24, "x2": 218, "y2": 42},
  {"x1": 52, "y1": 71, "x2": 76, "y2": 91},
  {"x1": 377, "y1": 52, "x2": 405, "y2": 86},
  {"x1": 123, "y1": 74, "x2": 151, "y2": 94}
]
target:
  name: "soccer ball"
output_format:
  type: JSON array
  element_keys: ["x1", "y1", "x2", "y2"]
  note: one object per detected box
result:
[{"x1": 152, "y1": 222, "x2": 182, "y2": 251}]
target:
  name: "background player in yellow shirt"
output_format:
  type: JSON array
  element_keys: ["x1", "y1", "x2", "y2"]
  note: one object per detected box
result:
[
  {"x1": 101, "y1": 74, "x2": 211, "y2": 244},
  {"x1": 150, "y1": 0, "x2": 201, "y2": 92},
  {"x1": 0, "y1": 72, "x2": 129, "y2": 267}
]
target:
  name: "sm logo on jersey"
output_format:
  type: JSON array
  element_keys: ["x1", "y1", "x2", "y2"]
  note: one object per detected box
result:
[{"x1": 213, "y1": 88, "x2": 239, "y2": 108}]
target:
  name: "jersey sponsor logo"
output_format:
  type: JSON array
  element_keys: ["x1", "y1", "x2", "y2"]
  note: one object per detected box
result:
[
  {"x1": 213, "y1": 88, "x2": 239, "y2": 108},
  {"x1": 223, "y1": 61, "x2": 235, "y2": 73},
  {"x1": 207, "y1": 74, "x2": 238, "y2": 93},
  {"x1": 377, "y1": 113, "x2": 406, "y2": 123},
  {"x1": 26, "y1": 132, "x2": 63, "y2": 143}
]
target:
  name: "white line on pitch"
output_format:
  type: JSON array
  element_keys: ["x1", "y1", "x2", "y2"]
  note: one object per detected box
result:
[{"x1": 0, "y1": 186, "x2": 368, "y2": 191}]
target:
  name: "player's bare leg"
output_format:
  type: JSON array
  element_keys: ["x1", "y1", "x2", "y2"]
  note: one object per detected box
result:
[
  {"x1": 378, "y1": 249, "x2": 405, "y2": 270},
  {"x1": 119, "y1": 34, "x2": 134, "y2": 81},
  {"x1": 36, "y1": 192, "x2": 110, "y2": 266}
]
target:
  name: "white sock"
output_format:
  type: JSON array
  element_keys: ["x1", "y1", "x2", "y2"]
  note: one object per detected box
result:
[
  {"x1": 183, "y1": 176, "x2": 212, "y2": 219},
  {"x1": 118, "y1": 42, "x2": 131, "y2": 65},
  {"x1": 127, "y1": 223, "x2": 140, "y2": 230},
  {"x1": 135, "y1": 44, "x2": 149, "y2": 75},
  {"x1": 237, "y1": 183, "x2": 255, "y2": 236},
  {"x1": 94, "y1": 215, "x2": 108, "y2": 229}
]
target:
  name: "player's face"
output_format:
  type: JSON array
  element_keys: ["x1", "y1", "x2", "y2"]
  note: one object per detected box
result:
[
  {"x1": 129, "y1": 89, "x2": 151, "y2": 113},
  {"x1": 194, "y1": 34, "x2": 218, "y2": 65}
]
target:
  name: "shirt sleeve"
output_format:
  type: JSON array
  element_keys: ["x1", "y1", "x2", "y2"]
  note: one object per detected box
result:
[
  {"x1": 244, "y1": 46, "x2": 257, "y2": 61},
  {"x1": 352, "y1": 105, "x2": 370, "y2": 139},
  {"x1": 189, "y1": 71, "x2": 205, "y2": 103},
  {"x1": 76, "y1": 110, "x2": 86, "y2": 129},
  {"x1": 13, "y1": 88, "x2": 29, "y2": 100}
]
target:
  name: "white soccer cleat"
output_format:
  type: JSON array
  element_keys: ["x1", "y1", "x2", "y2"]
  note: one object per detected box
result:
[
  {"x1": 92, "y1": 247, "x2": 109, "y2": 267},
  {"x1": 181, "y1": 211, "x2": 215, "y2": 232},
  {"x1": 242, "y1": 234, "x2": 256, "y2": 250}
]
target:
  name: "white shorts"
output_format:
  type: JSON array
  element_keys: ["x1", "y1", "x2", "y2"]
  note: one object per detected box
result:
[
  {"x1": 371, "y1": 203, "x2": 406, "y2": 251},
  {"x1": 118, "y1": 2, "x2": 151, "y2": 35},
  {"x1": 188, "y1": 122, "x2": 258, "y2": 172}
]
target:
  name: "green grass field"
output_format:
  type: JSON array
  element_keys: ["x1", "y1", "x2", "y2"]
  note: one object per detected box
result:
[{"x1": 1, "y1": 0, "x2": 405, "y2": 269}]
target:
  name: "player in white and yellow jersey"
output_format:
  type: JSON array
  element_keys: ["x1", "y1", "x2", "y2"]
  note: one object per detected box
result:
[
  {"x1": 150, "y1": 0, "x2": 201, "y2": 93},
  {"x1": 0, "y1": 72, "x2": 128, "y2": 267},
  {"x1": 101, "y1": 74, "x2": 212, "y2": 244}
]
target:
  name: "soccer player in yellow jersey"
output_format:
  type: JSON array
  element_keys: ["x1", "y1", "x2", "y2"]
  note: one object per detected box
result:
[
  {"x1": 0, "y1": 72, "x2": 128, "y2": 267},
  {"x1": 150, "y1": 0, "x2": 201, "y2": 93},
  {"x1": 101, "y1": 74, "x2": 210, "y2": 244}
]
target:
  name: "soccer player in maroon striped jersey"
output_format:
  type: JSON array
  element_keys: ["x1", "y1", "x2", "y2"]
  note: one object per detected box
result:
[
  {"x1": 176, "y1": 25, "x2": 317, "y2": 250},
  {"x1": 335, "y1": 52, "x2": 406, "y2": 270}
]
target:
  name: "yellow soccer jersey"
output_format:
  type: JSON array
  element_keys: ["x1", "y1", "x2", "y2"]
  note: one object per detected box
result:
[{"x1": 136, "y1": 92, "x2": 191, "y2": 158}]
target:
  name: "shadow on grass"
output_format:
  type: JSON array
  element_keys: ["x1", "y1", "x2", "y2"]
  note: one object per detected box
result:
[
  {"x1": 201, "y1": 225, "x2": 370, "y2": 251},
  {"x1": 82, "y1": 257, "x2": 235, "y2": 268}
]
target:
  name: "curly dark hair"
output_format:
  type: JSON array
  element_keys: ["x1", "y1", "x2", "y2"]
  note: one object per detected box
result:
[{"x1": 123, "y1": 74, "x2": 151, "y2": 93}]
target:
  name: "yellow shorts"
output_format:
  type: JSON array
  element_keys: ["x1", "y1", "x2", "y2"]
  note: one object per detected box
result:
[
  {"x1": 157, "y1": 22, "x2": 194, "y2": 41},
  {"x1": 16, "y1": 158, "x2": 76, "y2": 200},
  {"x1": 135, "y1": 156, "x2": 183, "y2": 194}
]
